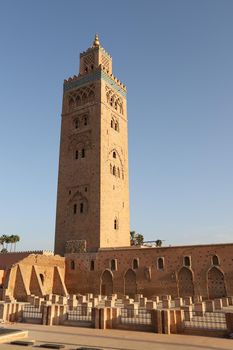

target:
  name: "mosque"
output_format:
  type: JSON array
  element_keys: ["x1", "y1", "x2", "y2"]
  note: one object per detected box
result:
[{"x1": 0, "y1": 35, "x2": 232, "y2": 302}]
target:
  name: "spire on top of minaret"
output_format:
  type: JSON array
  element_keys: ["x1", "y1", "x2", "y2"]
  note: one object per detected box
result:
[
  {"x1": 92, "y1": 34, "x2": 100, "y2": 48},
  {"x1": 79, "y1": 34, "x2": 112, "y2": 75}
]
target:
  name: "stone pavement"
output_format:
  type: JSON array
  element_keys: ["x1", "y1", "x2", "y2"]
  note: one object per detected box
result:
[{"x1": 1, "y1": 323, "x2": 233, "y2": 350}]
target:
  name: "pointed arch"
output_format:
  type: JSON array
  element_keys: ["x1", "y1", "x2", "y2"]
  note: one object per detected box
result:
[
  {"x1": 88, "y1": 90, "x2": 95, "y2": 100},
  {"x1": 108, "y1": 148, "x2": 124, "y2": 169},
  {"x1": 100, "y1": 269, "x2": 113, "y2": 296},
  {"x1": 124, "y1": 269, "x2": 137, "y2": 298},
  {"x1": 68, "y1": 191, "x2": 88, "y2": 215},
  {"x1": 69, "y1": 97, "x2": 75, "y2": 110},
  {"x1": 178, "y1": 267, "x2": 194, "y2": 298},
  {"x1": 207, "y1": 266, "x2": 226, "y2": 299},
  {"x1": 82, "y1": 92, "x2": 88, "y2": 102},
  {"x1": 75, "y1": 95, "x2": 81, "y2": 106}
]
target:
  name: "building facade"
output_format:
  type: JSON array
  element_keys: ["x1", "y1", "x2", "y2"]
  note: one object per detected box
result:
[
  {"x1": 64, "y1": 243, "x2": 233, "y2": 299},
  {"x1": 1, "y1": 36, "x2": 232, "y2": 303},
  {"x1": 55, "y1": 35, "x2": 130, "y2": 255}
]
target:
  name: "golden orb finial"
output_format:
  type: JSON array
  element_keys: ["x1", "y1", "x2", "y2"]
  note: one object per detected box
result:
[{"x1": 92, "y1": 33, "x2": 100, "y2": 48}]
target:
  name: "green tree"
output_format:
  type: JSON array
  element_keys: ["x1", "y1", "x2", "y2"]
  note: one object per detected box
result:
[
  {"x1": 136, "y1": 234, "x2": 144, "y2": 246},
  {"x1": 1, "y1": 235, "x2": 8, "y2": 251},
  {"x1": 9, "y1": 235, "x2": 15, "y2": 252},
  {"x1": 130, "y1": 231, "x2": 144, "y2": 246},
  {"x1": 5, "y1": 235, "x2": 11, "y2": 251},
  {"x1": 13, "y1": 235, "x2": 20, "y2": 252},
  {"x1": 155, "y1": 239, "x2": 162, "y2": 247},
  {"x1": 0, "y1": 234, "x2": 20, "y2": 253}
]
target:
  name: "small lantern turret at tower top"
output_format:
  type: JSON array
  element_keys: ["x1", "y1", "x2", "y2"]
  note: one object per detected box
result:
[{"x1": 79, "y1": 34, "x2": 113, "y2": 75}]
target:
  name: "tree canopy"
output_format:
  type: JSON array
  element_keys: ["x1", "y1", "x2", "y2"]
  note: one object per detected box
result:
[{"x1": 0, "y1": 234, "x2": 20, "y2": 253}]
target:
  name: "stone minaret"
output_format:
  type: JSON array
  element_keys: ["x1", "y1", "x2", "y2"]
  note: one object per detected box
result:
[{"x1": 54, "y1": 35, "x2": 130, "y2": 255}]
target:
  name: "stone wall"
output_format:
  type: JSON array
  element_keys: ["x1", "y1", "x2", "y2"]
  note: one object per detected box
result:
[{"x1": 65, "y1": 243, "x2": 233, "y2": 298}]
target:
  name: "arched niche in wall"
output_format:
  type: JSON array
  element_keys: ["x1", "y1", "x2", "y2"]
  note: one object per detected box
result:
[
  {"x1": 178, "y1": 266, "x2": 194, "y2": 298},
  {"x1": 100, "y1": 269, "x2": 113, "y2": 296}
]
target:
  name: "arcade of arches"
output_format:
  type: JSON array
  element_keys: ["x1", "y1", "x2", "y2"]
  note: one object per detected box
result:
[
  {"x1": 98, "y1": 265, "x2": 227, "y2": 299},
  {"x1": 100, "y1": 269, "x2": 137, "y2": 297}
]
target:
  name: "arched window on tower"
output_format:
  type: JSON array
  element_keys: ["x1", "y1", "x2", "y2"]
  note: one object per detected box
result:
[
  {"x1": 75, "y1": 119, "x2": 79, "y2": 129},
  {"x1": 117, "y1": 167, "x2": 120, "y2": 177},
  {"x1": 212, "y1": 255, "x2": 220, "y2": 266},
  {"x1": 81, "y1": 149, "x2": 85, "y2": 158},
  {"x1": 80, "y1": 202, "x2": 84, "y2": 213},
  {"x1": 113, "y1": 165, "x2": 116, "y2": 176},
  {"x1": 76, "y1": 95, "x2": 81, "y2": 106},
  {"x1": 114, "y1": 218, "x2": 118, "y2": 230},
  {"x1": 73, "y1": 204, "x2": 77, "y2": 214},
  {"x1": 113, "y1": 151, "x2": 116, "y2": 158},
  {"x1": 111, "y1": 119, "x2": 114, "y2": 128},
  {"x1": 75, "y1": 150, "x2": 79, "y2": 159},
  {"x1": 69, "y1": 98, "x2": 75, "y2": 110}
]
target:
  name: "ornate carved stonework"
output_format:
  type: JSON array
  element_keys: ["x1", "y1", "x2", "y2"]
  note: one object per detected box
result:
[
  {"x1": 68, "y1": 130, "x2": 92, "y2": 151},
  {"x1": 65, "y1": 240, "x2": 87, "y2": 253},
  {"x1": 105, "y1": 85, "x2": 123, "y2": 114}
]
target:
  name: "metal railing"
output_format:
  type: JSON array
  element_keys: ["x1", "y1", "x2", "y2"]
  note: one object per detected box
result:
[
  {"x1": 120, "y1": 308, "x2": 152, "y2": 325},
  {"x1": 67, "y1": 306, "x2": 92, "y2": 322},
  {"x1": 184, "y1": 311, "x2": 227, "y2": 330}
]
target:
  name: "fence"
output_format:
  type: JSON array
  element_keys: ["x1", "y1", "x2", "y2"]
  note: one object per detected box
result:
[
  {"x1": 1, "y1": 300, "x2": 233, "y2": 336},
  {"x1": 67, "y1": 306, "x2": 92, "y2": 322},
  {"x1": 120, "y1": 308, "x2": 152, "y2": 325},
  {"x1": 184, "y1": 311, "x2": 227, "y2": 330},
  {"x1": 22, "y1": 304, "x2": 43, "y2": 324}
]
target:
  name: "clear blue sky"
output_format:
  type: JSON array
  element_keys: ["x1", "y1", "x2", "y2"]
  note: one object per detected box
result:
[{"x1": 0, "y1": 0, "x2": 233, "y2": 251}]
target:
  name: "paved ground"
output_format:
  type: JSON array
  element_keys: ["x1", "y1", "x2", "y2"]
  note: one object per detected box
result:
[{"x1": 0, "y1": 323, "x2": 233, "y2": 350}]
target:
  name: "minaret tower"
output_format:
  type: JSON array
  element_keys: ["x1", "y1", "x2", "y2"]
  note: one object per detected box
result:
[{"x1": 54, "y1": 35, "x2": 130, "y2": 255}]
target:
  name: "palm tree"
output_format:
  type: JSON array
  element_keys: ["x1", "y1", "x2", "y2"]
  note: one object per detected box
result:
[
  {"x1": 5, "y1": 235, "x2": 11, "y2": 251},
  {"x1": 9, "y1": 235, "x2": 15, "y2": 252},
  {"x1": 13, "y1": 235, "x2": 20, "y2": 251},
  {"x1": 1, "y1": 235, "x2": 8, "y2": 251}
]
